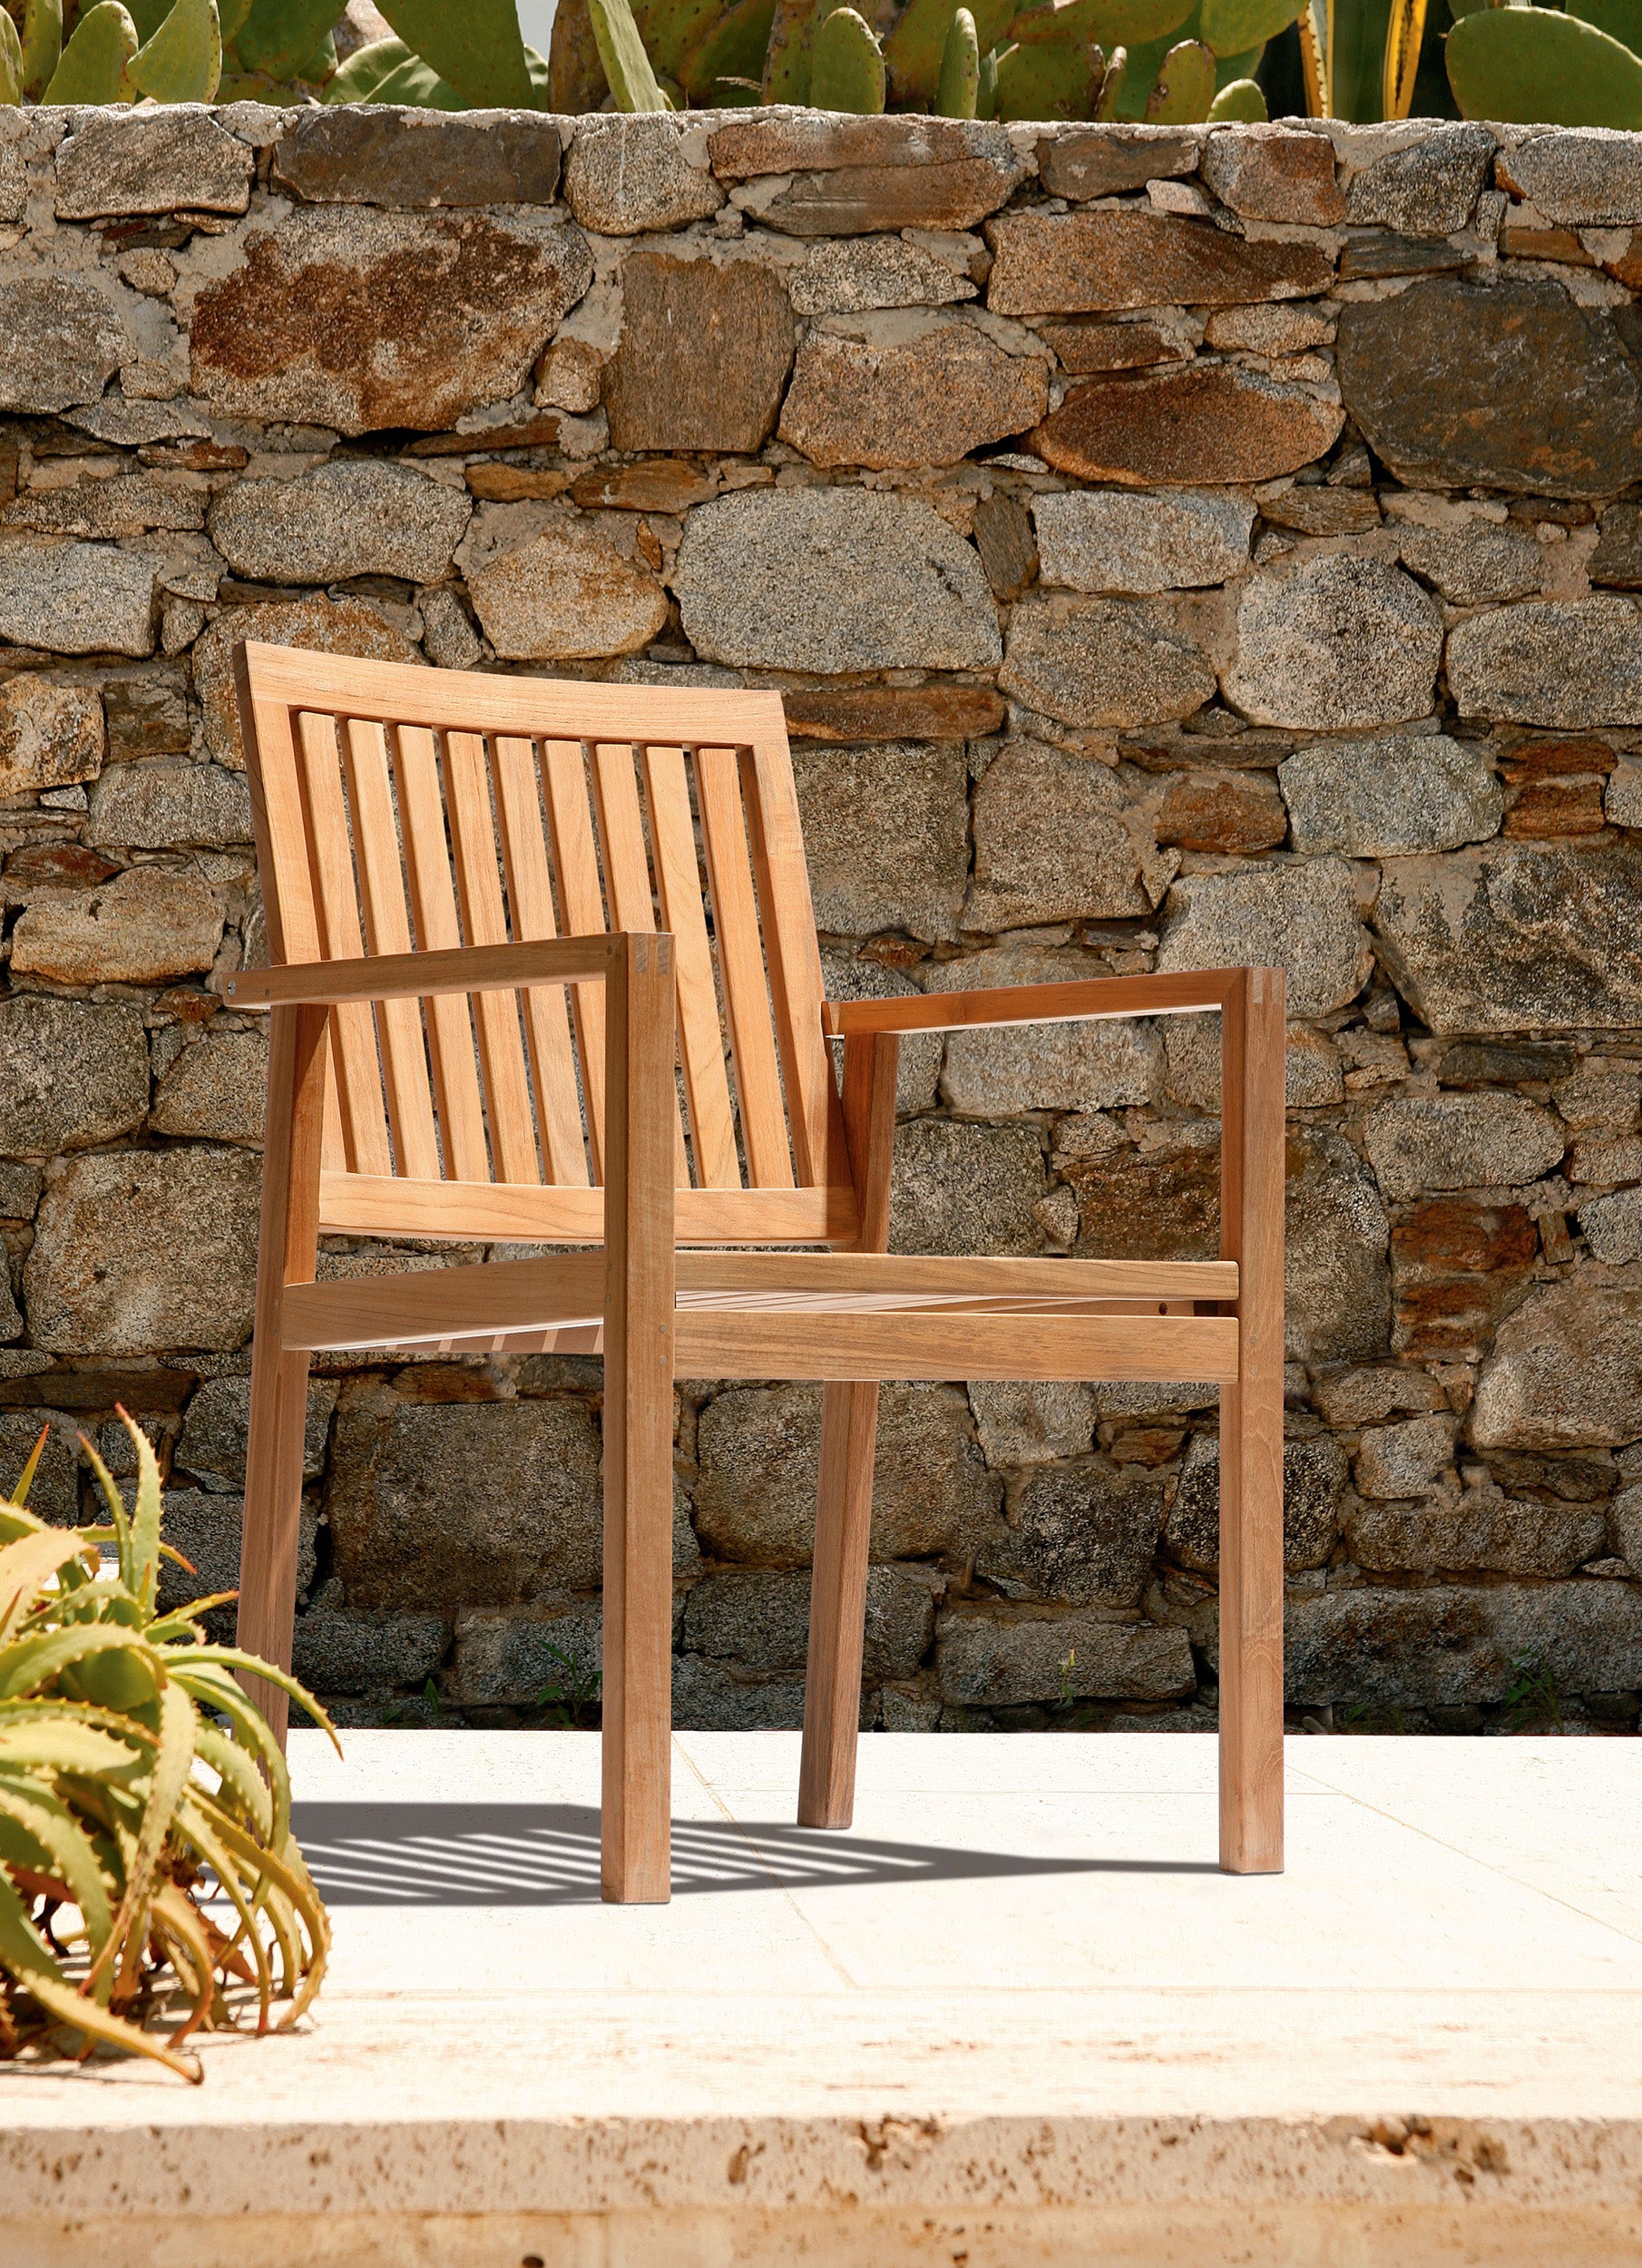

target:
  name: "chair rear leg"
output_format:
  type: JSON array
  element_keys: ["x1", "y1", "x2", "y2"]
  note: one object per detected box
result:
[
  {"x1": 798, "y1": 1380, "x2": 879, "y2": 1830},
  {"x1": 238, "y1": 1344, "x2": 312, "y2": 1748}
]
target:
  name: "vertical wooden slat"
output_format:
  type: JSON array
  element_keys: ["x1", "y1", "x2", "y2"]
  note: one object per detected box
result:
[
  {"x1": 601, "y1": 931, "x2": 677, "y2": 1905},
  {"x1": 392, "y1": 724, "x2": 491, "y2": 1184},
  {"x1": 542, "y1": 740, "x2": 609, "y2": 1183},
  {"x1": 1218, "y1": 966, "x2": 1286, "y2": 1877},
  {"x1": 340, "y1": 718, "x2": 442, "y2": 1183},
  {"x1": 296, "y1": 711, "x2": 393, "y2": 1178},
  {"x1": 694, "y1": 745, "x2": 794, "y2": 1189},
  {"x1": 742, "y1": 730, "x2": 837, "y2": 1193},
  {"x1": 642, "y1": 745, "x2": 741, "y2": 1191},
  {"x1": 591, "y1": 741, "x2": 689, "y2": 1186},
  {"x1": 494, "y1": 735, "x2": 591, "y2": 1188},
  {"x1": 237, "y1": 1001, "x2": 327, "y2": 1751},
  {"x1": 444, "y1": 729, "x2": 542, "y2": 1186}
]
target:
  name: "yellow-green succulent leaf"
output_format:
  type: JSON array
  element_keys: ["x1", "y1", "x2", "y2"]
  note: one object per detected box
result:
[
  {"x1": 0, "y1": 1530, "x2": 97, "y2": 1651},
  {"x1": 1207, "y1": 66, "x2": 1266, "y2": 110},
  {"x1": 20, "y1": 0, "x2": 63, "y2": 98},
  {"x1": 8, "y1": 1425, "x2": 49, "y2": 1513},
  {"x1": 0, "y1": 1622, "x2": 158, "y2": 1705},
  {"x1": 1144, "y1": 30, "x2": 1215, "y2": 112},
  {"x1": 1447, "y1": 1, "x2": 1642, "y2": 123},
  {"x1": 1197, "y1": 0, "x2": 1296, "y2": 52},
  {"x1": 44, "y1": 0, "x2": 140, "y2": 96},
  {"x1": 374, "y1": 0, "x2": 534, "y2": 103},
  {"x1": 0, "y1": 1779, "x2": 117, "y2": 1951},
  {"x1": 234, "y1": 0, "x2": 337, "y2": 76}
]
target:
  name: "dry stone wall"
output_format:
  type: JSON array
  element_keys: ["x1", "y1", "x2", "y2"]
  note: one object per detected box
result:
[{"x1": 5, "y1": 101, "x2": 1642, "y2": 1736}]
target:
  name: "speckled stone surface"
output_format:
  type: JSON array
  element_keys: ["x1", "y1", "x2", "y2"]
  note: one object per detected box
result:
[{"x1": 4, "y1": 1731, "x2": 1640, "y2": 2265}]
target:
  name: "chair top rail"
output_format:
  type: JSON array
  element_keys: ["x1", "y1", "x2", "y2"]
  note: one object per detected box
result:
[
  {"x1": 238, "y1": 641, "x2": 787, "y2": 745},
  {"x1": 823, "y1": 970, "x2": 1259, "y2": 1036}
]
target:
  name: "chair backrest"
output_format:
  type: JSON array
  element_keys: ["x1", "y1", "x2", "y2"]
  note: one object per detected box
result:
[{"x1": 234, "y1": 643, "x2": 858, "y2": 1248}]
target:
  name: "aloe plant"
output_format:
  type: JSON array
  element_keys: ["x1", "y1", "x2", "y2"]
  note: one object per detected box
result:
[{"x1": 0, "y1": 1412, "x2": 334, "y2": 2081}]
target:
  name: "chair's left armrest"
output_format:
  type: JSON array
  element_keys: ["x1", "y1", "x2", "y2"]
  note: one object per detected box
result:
[
  {"x1": 822, "y1": 969, "x2": 1246, "y2": 1039},
  {"x1": 225, "y1": 935, "x2": 625, "y2": 1009}
]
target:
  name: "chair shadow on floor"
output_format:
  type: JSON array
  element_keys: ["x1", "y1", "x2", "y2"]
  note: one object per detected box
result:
[{"x1": 290, "y1": 1802, "x2": 1219, "y2": 1906}]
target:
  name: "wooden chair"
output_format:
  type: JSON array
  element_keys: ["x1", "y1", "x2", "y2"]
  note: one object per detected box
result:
[{"x1": 228, "y1": 642, "x2": 1286, "y2": 1904}]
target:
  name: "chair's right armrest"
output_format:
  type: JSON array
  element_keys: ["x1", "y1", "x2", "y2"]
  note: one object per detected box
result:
[{"x1": 822, "y1": 969, "x2": 1246, "y2": 1040}]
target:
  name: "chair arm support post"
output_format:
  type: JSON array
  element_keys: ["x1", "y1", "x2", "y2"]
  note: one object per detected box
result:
[
  {"x1": 1217, "y1": 965, "x2": 1286, "y2": 1876},
  {"x1": 600, "y1": 932, "x2": 678, "y2": 1905},
  {"x1": 223, "y1": 935, "x2": 620, "y2": 1009}
]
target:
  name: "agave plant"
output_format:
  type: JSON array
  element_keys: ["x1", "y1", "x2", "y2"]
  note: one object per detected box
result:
[{"x1": 0, "y1": 1410, "x2": 334, "y2": 2082}]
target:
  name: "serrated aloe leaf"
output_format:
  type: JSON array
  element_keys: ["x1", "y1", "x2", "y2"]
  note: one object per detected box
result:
[
  {"x1": 1449, "y1": 1, "x2": 1642, "y2": 122},
  {"x1": 7, "y1": 1425, "x2": 48, "y2": 1513},
  {"x1": 0, "y1": 1780, "x2": 115, "y2": 1953},
  {"x1": 0, "y1": 1621, "x2": 157, "y2": 1704},
  {"x1": 0, "y1": 1720, "x2": 144, "y2": 1775},
  {"x1": 0, "y1": 1862, "x2": 201, "y2": 2080},
  {"x1": 680, "y1": 0, "x2": 779, "y2": 98},
  {"x1": 42, "y1": 0, "x2": 137, "y2": 95},
  {"x1": 936, "y1": 5, "x2": 980, "y2": 109},
  {"x1": 111, "y1": 1411, "x2": 163, "y2": 1621},
  {"x1": 375, "y1": 0, "x2": 533, "y2": 104},
  {"x1": 1207, "y1": 67, "x2": 1266, "y2": 111},
  {"x1": 1197, "y1": 0, "x2": 1295, "y2": 52},
  {"x1": 129, "y1": 0, "x2": 221, "y2": 93},
  {"x1": 19, "y1": 0, "x2": 59, "y2": 99},
  {"x1": 0, "y1": 1530, "x2": 94, "y2": 1651},
  {"x1": 810, "y1": 3, "x2": 885, "y2": 106},
  {"x1": 1144, "y1": 29, "x2": 1214, "y2": 111},
  {"x1": 85, "y1": 1676, "x2": 193, "y2": 1992},
  {"x1": 234, "y1": 0, "x2": 335, "y2": 74}
]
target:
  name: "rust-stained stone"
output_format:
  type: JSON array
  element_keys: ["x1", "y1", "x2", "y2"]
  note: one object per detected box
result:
[
  {"x1": 782, "y1": 684, "x2": 1004, "y2": 741},
  {"x1": 10, "y1": 865, "x2": 223, "y2": 987},
  {"x1": 1259, "y1": 484, "x2": 1382, "y2": 537},
  {"x1": 1199, "y1": 124, "x2": 1345, "y2": 226},
  {"x1": 1064, "y1": 1130, "x2": 1221, "y2": 1262},
  {"x1": 777, "y1": 324, "x2": 1047, "y2": 470},
  {"x1": 466, "y1": 523, "x2": 669, "y2": 661},
  {"x1": 1037, "y1": 320, "x2": 1186, "y2": 374},
  {"x1": 604, "y1": 255, "x2": 794, "y2": 455},
  {"x1": 984, "y1": 211, "x2": 1333, "y2": 317},
  {"x1": 1336, "y1": 274, "x2": 1642, "y2": 498},
  {"x1": 1506, "y1": 777, "x2": 1608, "y2": 837},
  {"x1": 272, "y1": 109, "x2": 562, "y2": 209},
  {"x1": 1036, "y1": 123, "x2": 1200, "y2": 201},
  {"x1": 464, "y1": 464, "x2": 572, "y2": 503},
  {"x1": 999, "y1": 595, "x2": 1217, "y2": 729},
  {"x1": 1393, "y1": 1198, "x2": 1539, "y2": 1276},
  {"x1": 713, "y1": 118, "x2": 1023, "y2": 234},
  {"x1": 1034, "y1": 363, "x2": 1343, "y2": 488},
  {"x1": 570, "y1": 461, "x2": 716, "y2": 514},
  {"x1": 0, "y1": 676, "x2": 103, "y2": 799},
  {"x1": 192, "y1": 594, "x2": 423, "y2": 768},
  {"x1": 190, "y1": 207, "x2": 593, "y2": 436},
  {"x1": 1156, "y1": 767, "x2": 1288, "y2": 855},
  {"x1": 972, "y1": 492, "x2": 1040, "y2": 602}
]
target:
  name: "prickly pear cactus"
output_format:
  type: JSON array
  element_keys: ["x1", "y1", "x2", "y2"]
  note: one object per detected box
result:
[
  {"x1": 0, "y1": 5, "x2": 21, "y2": 99},
  {"x1": 809, "y1": 3, "x2": 886, "y2": 108},
  {"x1": 1207, "y1": 68, "x2": 1266, "y2": 113},
  {"x1": 1144, "y1": 30, "x2": 1213, "y2": 112},
  {"x1": 19, "y1": 0, "x2": 62, "y2": 96},
  {"x1": 130, "y1": 0, "x2": 220, "y2": 98},
  {"x1": 936, "y1": 2, "x2": 980, "y2": 111},
  {"x1": 43, "y1": 0, "x2": 138, "y2": 96},
  {"x1": 1446, "y1": 2, "x2": 1642, "y2": 126}
]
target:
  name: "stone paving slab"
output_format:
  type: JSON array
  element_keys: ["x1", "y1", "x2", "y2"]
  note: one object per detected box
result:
[{"x1": 3, "y1": 1731, "x2": 1640, "y2": 2266}]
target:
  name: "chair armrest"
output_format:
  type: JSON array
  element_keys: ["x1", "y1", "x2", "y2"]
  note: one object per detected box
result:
[
  {"x1": 822, "y1": 968, "x2": 1249, "y2": 1039},
  {"x1": 225, "y1": 935, "x2": 627, "y2": 1009}
]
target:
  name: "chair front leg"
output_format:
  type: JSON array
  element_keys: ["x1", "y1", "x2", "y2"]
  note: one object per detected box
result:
[
  {"x1": 238, "y1": 1003, "x2": 327, "y2": 1749},
  {"x1": 601, "y1": 934, "x2": 678, "y2": 1905},
  {"x1": 1218, "y1": 967, "x2": 1287, "y2": 1874}
]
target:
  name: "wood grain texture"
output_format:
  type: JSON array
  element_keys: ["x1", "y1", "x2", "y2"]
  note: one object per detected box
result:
[
  {"x1": 392, "y1": 724, "x2": 492, "y2": 1184},
  {"x1": 226, "y1": 937, "x2": 618, "y2": 1007},
  {"x1": 493, "y1": 734, "x2": 591, "y2": 1187},
  {"x1": 295, "y1": 711, "x2": 393, "y2": 1178},
  {"x1": 316, "y1": 1171, "x2": 858, "y2": 1245},
  {"x1": 542, "y1": 739, "x2": 611, "y2": 1182},
  {"x1": 798, "y1": 1379, "x2": 880, "y2": 1831},
  {"x1": 1217, "y1": 963, "x2": 1287, "y2": 1877},
  {"x1": 444, "y1": 729, "x2": 542, "y2": 1185},
  {"x1": 601, "y1": 933, "x2": 677, "y2": 1906},
  {"x1": 742, "y1": 734, "x2": 835, "y2": 1189},
  {"x1": 673, "y1": 1310, "x2": 1239, "y2": 1382},
  {"x1": 643, "y1": 744, "x2": 741, "y2": 1190},
  {"x1": 236, "y1": 1002, "x2": 327, "y2": 1750},
  {"x1": 696, "y1": 744, "x2": 794, "y2": 1189},
  {"x1": 591, "y1": 740, "x2": 690, "y2": 1185},
  {"x1": 341, "y1": 718, "x2": 443, "y2": 1182},
  {"x1": 823, "y1": 973, "x2": 1242, "y2": 1036}
]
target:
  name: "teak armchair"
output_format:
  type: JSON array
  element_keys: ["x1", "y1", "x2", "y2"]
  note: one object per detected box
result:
[{"x1": 228, "y1": 644, "x2": 1286, "y2": 1903}]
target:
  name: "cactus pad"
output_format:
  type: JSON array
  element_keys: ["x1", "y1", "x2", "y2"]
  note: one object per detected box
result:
[
  {"x1": 44, "y1": 0, "x2": 139, "y2": 96},
  {"x1": 375, "y1": 0, "x2": 535, "y2": 103},
  {"x1": 1144, "y1": 32, "x2": 1214, "y2": 113},
  {"x1": 129, "y1": 0, "x2": 221, "y2": 96},
  {"x1": 588, "y1": 0, "x2": 671, "y2": 105},
  {"x1": 1197, "y1": 0, "x2": 1296, "y2": 54},
  {"x1": 937, "y1": 5, "x2": 981, "y2": 109},
  {"x1": 20, "y1": 0, "x2": 62, "y2": 97},
  {"x1": 1446, "y1": 2, "x2": 1642, "y2": 125},
  {"x1": 810, "y1": 4, "x2": 886, "y2": 108},
  {"x1": 0, "y1": 7, "x2": 22, "y2": 99},
  {"x1": 1207, "y1": 69, "x2": 1265, "y2": 113}
]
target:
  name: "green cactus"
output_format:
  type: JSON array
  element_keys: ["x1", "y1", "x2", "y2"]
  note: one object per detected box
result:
[
  {"x1": 130, "y1": 0, "x2": 220, "y2": 94},
  {"x1": 992, "y1": 30, "x2": 1103, "y2": 113},
  {"x1": 588, "y1": 0, "x2": 671, "y2": 103},
  {"x1": 678, "y1": 0, "x2": 777, "y2": 100},
  {"x1": 634, "y1": 0, "x2": 722, "y2": 78},
  {"x1": 1446, "y1": 3, "x2": 1642, "y2": 127},
  {"x1": 936, "y1": 2, "x2": 979, "y2": 110},
  {"x1": 0, "y1": 5, "x2": 21, "y2": 99},
  {"x1": 1144, "y1": 30, "x2": 1212, "y2": 112},
  {"x1": 884, "y1": 0, "x2": 1011, "y2": 103},
  {"x1": 233, "y1": 0, "x2": 336, "y2": 76},
  {"x1": 1207, "y1": 67, "x2": 1264, "y2": 112},
  {"x1": 1197, "y1": 0, "x2": 1296, "y2": 53},
  {"x1": 323, "y1": 30, "x2": 463, "y2": 97},
  {"x1": 809, "y1": 3, "x2": 885, "y2": 107},
  {"x1": 1569, "y1": 0, "x2": 1642, "y2": 47},
  {"x1": 373, "y1": 0, "x2": 535, "y2": 103},
  {"x1": 1088, "y1": 0, "x2": 1192, "y2": 37},
  {"x1": 1092, "y1": 34, "x2": 1124, "y2": 103},
  {"x1": 43, "y1": 0, "x2": 138, "y2": 95},
  {"x1": 975, "y1": 34, "x2": 999, "y2": 106},
  {"x1": 19, "y1": 0, "x2": 62, "y2": 98},
  {"x1": 762, "y1": 0, "x2": 815, "y2": 93}
]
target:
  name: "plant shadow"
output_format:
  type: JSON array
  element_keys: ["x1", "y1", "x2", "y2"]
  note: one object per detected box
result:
[{"x1": 290, "y1": 1801, "x2": 1220, "y2": 1906}]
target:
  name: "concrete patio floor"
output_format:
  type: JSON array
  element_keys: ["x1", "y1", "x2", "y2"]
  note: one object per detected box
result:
[{"x1": 5, "y1": 1729, "x2": 1640, "y2": 2266}]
